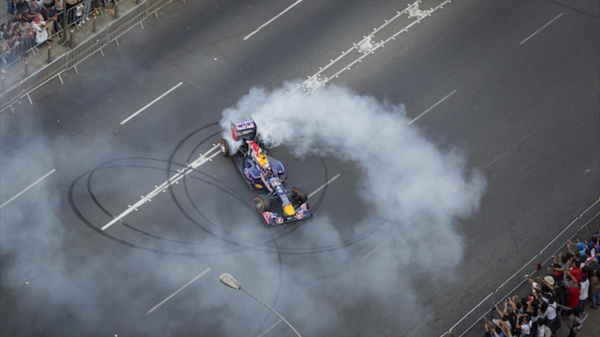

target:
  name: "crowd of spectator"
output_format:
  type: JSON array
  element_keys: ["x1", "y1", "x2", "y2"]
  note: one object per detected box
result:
[
  {"x1": 1, "y1": 0, "x2": 112, "y2": 73},
  {"x1": 485, "y1": 230, "x2": 600, "y2": 337}
]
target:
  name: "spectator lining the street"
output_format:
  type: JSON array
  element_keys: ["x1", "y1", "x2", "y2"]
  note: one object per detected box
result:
[
  {"x1": 566, "y1": 308, "x2": 588, "y2": 337},
  {"x1": 490, "y1": 229, "x2": 600, "y2": 337}
]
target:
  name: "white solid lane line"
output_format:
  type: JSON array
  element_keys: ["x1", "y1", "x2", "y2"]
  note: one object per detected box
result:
[
  {"x1": 520, "y1": 13, "x2": 564, "y2": 45},
  {"x1": 244, "y1": 0, "x2": 303, "y2": 40},
  {"x1": 146, "y1": 268, "x2": 211, "y2": 315},
  {"x1": 0, "y1": 169, "x2": 56, "y2": 209},
  {"x1": 308, "y1": 174, "x2": 341, "y2": 199},
  {"x1": 120, "y1": 82, "x2": 183, "y2": 125},
  {"x1": 257, "y1": 319, "x2": 283, "y2": 337},
  {"x1": 101, "y1": 144, "x2": 221, "y2": 231},
  {"x1": 409, "y1": 90, "x2": 457, "y2": 125}
]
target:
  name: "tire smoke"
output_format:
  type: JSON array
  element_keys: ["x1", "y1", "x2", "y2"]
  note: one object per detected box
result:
[{"x1": 221, "y1": 84, "x2": 487, "y2": 270}]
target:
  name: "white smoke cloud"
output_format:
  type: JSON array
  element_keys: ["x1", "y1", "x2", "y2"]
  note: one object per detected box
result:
[{"x1": 221, "y1": 83, "x2": 486, "y2": 272}]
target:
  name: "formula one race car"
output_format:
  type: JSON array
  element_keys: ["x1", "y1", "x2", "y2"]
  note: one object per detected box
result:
[{"x1": 220, "y1": 120, "x2": 313, "y2": 226}]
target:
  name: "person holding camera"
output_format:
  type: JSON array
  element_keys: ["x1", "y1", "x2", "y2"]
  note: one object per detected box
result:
[{"x1": 566, "y1": 308, "x2": 588, "y2": 337}]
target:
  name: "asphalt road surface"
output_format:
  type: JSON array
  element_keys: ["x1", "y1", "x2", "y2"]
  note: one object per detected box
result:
[{"x1": 1, "y1": 0, "x2": 598, "y2": 336}]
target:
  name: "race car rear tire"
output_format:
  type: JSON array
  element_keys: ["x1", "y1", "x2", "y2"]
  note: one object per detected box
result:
[
  {"x1": 220, "y1": 139, "x2": 234, "y2": 157},
  {"x1": 253, "y1": 194, "x2": 270, "y2": 212},
  {"x1": 292, "y1": 187, "x2": 308, "y2": 204}
]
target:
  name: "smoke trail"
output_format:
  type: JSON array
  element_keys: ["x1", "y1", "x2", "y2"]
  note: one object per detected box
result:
[{"x1": 221, "y1": 84, "x2": 486, "y2": 271}]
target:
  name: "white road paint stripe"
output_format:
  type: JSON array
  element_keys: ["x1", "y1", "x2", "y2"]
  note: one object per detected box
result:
[
  {"x1": 120, "y1": 82, "x2": 183, "y2": 125},
  {"x1": 101, "y1": 144, "x2": 221, "y2": 231},
  {"x1": 308, "y1": 174, "x2": 341, "y2": 199},
  {"x1": 257, "y1": 319, "x2": 283, "y2": 337},
  {"x1": 409, "y1": 90, "x2": 457, "y2": 125},
  {"x1": 360, "y1": 232, "x2": 401, "y2": 262},
  {"x1": 146, "y1": 268, "x2": 211, "y2": 315},
  {"x1": 0, "y1": 169, "x2": 56, "y2": 209},
  {"x1": 244, "y1": 0, "x2": 303, "y2": 40},
  {"x1": 520, "y1": 13, "x2": 563, "y2": 45}
]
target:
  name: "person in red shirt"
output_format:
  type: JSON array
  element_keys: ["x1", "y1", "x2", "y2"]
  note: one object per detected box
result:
[
  {"x1": 565, "y1": 273, "x2": 581, "y2": 312},
  {"x1": 569, "y1": 261, "x2": 583, "y2": 282}
]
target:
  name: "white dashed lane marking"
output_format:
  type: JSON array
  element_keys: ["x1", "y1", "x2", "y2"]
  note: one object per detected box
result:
[
  {"x1": 146, "y1": 268, "x2": 211, "y2": 315},
  {"x1": 244, "y1": 0, "x2": 303, "y2": 40},
  {"x1": 520, "y1": 13, "x2": 563, "y2": 45},
  {"x1": 0, "y1": 169, "x2": 56, "y2": 209},
  {"x1": 409, "y1": 90, "x2": 457, "y2": 125},
  {"x1": 120, "y1": 82, "x2": 183, "y2": 125}
]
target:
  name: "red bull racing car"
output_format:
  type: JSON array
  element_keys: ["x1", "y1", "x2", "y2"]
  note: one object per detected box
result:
[{"x1": 220, "y1": 120, "x2": 313, "y2": 226}]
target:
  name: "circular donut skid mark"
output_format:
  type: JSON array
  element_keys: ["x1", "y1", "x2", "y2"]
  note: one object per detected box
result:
[{"x1": 69, "y1": 123, "x2": 386, "y2": 256}]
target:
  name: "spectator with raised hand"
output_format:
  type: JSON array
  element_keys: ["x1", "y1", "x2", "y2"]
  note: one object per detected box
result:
[
  {"x1": 583, "y1": 249, "x2": 595, "y2": 265},
  {"x1": 515, "y1": 313, "x2": 532, "y2": 337},
  {"x1": 487, "y1": 323, "x2": 506, "y2": 337},
  {"x1": 548, "y1": 261, "x2": 564, "y2": 280},
  {"x1": 524, "y1": 297, "x2": 541, "y2": 324},
  {"x1": 493, "y1": 301, "x2": 514, "y2": 332},
  {"x1": 484, "y1": 321, "x2": 496, "y2": 337},
  {"x1": 568, "y1": 260, "x2": 583, "y2": 282},
  {"x1": 566, "y1": 308, "x2": 588, "y2": 337},
  {"x1": 537, "y1": 275, "x2": 557, "y2": 296},
  {"x1": 564, "y1": 272, "x2": 581, "y2": 314},
  {"x1": 495, "y1": 318, "x2": 514, "y2": 337},
  {"x1": 507, "y1": 296, "x2": 524, "y2": 315},
  {"x1": 526, "y1": 276, "x2": 544, "y2": 298},
  {"x1": 567, "y1": 241, "x2": 587, "y2": 258}
]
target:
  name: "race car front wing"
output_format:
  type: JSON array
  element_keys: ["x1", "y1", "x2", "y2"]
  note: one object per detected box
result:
[{"x1": 260, "y1": 202, "x2": 313, "y2": 226}]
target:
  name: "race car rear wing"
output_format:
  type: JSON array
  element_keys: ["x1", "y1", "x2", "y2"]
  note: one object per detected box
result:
[{"x1": 230, "y1": 120, "x2": 257, "y2": 141}]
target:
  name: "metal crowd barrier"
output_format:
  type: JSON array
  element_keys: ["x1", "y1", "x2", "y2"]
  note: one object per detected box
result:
[
  {"x1": 440, "y1": 197, "x2": 600, "y2": 337},
  {"x1": 20, "y1": 54, "x2": 67, "y2": 103},
  {"x1": 108, "y1": 3, "x2": 147, "y2": 43},
  {"x1": 66, "y1": 30, "x2": 109, "y2": 71},
  {"x1": 0, "y1": 0, "x2": 178, "y2": 111}
]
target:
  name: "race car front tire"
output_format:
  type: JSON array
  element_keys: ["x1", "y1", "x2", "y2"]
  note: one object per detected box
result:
[
  {"x1": 292, "y1": 187, "x2": 308, "y2": 204},
  {"x1": 253, "y1": 194, "x2": 270, "y2": 212}
]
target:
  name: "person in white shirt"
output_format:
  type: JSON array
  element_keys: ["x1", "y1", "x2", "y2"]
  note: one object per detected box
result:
[
  {"x1": 516, "y1": 314, "x2": 532, "y2": 337},
  {"x1": 578, "y1": 274, "x2": 590, "y2": 310}
]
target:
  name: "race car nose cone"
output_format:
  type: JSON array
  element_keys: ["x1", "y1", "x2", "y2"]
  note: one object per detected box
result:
[{"x1": 283, "y1": 205, "x2": 295, "y2": 216}]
